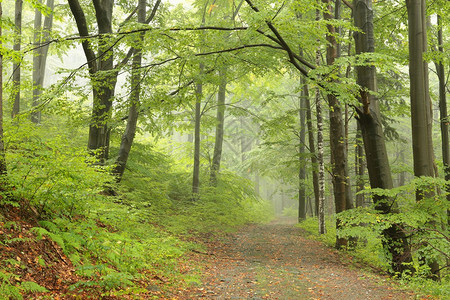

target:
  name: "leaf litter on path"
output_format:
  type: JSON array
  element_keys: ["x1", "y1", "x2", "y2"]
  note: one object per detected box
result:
[{"x1": 173, "y1": 218, "x2": 417, "y2": 300}]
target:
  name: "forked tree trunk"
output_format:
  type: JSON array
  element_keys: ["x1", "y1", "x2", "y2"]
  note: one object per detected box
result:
[
  {"x1": 68, "y1": 0, "x2": 162, "y2": 163},
  {"x1": 353, "y1": 0, "x2": 414, "y2": 275},
  {"x1": 68, "y1": 0, "x2": 113, "y2": 162},
  {"x1": 32, "y1": 0, "x2": 54, "y2": 124},
  {"x1": 12, "y1": 0, "x2": 23, "y2": 118},
  {"x1": 113, "y1": 0, "x2": 146, "y2": 182}
]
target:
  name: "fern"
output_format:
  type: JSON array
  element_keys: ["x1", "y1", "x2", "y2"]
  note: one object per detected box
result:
[
  {"x1": 0, "y1": 272, "x2": 22, "y2": 300},
  {"x1": 20, "y1": 281, "x2": 48, "y2": 293},
  {"x1": 31, "y1": 226, "x2": 66, "y2": 251}
]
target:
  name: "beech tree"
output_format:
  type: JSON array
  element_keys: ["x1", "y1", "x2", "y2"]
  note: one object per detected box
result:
[
  {"x1": 210, "y1": 70, "x2": 227, "y2": 185},
  {"x1": 0, "y1": 2, "x2": 5, "y2": 176},
  {"x1": 11, "y1": 0, "x2": 23, "y2": 118},
  {"x1": 113, "y1": 0, "x2": 147, "y2": 182},
  {"x1": 406, "y1": 0, "x2": 440, "y2": 278},
  {"x1": 67, "y1": 0, "x2": 161, "y2": 162},
  {"x1": 32, "y1": 0, "x2": 55, "y2": 124},
  {"x1": 322, "y1": 0, "x2": 353, "y2": 248},
  {"x1": 353, "y1": 0, "x2": 413, "y2": 275}
]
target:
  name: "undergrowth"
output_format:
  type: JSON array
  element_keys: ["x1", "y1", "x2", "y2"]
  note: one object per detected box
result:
[
  {"x1": 298, "y1": 209, "x2": 449, "y2": 299},
  {"x1": 0, "y1": 121, "x2": 273, "y2": 298}
]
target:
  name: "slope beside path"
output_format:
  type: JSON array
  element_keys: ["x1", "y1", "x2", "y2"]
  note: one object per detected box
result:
[{"x1": 173, "y1": 218, "x2": 416, "y2": 299}]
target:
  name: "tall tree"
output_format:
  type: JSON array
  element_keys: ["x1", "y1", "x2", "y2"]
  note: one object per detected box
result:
[
  {"x1": 406, "y1": 0, "x2": 439, "y2": 278},
  {"x1": 353, "y1": 0, "x2": 413, "y2": 275},
  {"x1": 209, "y1": 0, "x2": 244, "y2": 185},
  {"x1": 192, "y1": 76, "x2": 203, "y2": 196},
  {"x1": 433, "y1": 15, "x2": 449, "y2": 225},
  {"x1": 67, "y1": 0, "x2": 114, "y2": 161},
  {"x1": 32, "y1": 0, "x2": 55, "y2": 124},
  {"x1": 315, "y1": 24, "x2": 326, "y2": 233},
  {"x1": 0, "y1": 2, "x2": 6, "y2": 176},
  {"x1": 113, "y1": 0, "x2": 147, "y2": 182},
  {"x1": 323, "y1": 0, "x2": 353, "y2": 248},
  {"x1": 298, "y1": 76, "x2": 308, "y2": 221},
  {"x1": 354, "y1": 123, "x2": 365, "y2": 208},
  {"x1": 306, "y1": 86, "x2": 320, "y2": 217},
  {"x1": 68, "y1": 0, "x2": 162, "y2": 162},
  {"x1": 210, "y1": 70, "x2": 227, "y2": 185},
  {"x1": 12, "y1": 0, "x2": 23, "y2": 118}
]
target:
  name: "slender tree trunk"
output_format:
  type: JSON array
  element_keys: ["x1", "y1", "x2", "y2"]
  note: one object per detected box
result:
[
  {"x1": 298, "y1": 76, "x2": 307, "y2": 221},
  {"x1": 323, "y1": 0, "x2": 352, "y2": 248},
  {"x1": 32, "y1": 0, "x2": 55, "y2": 124},
  {"x1": 210, "y1": 70, "x2": 227, "y2": 186},
  {"x1": 434, "y1": 15, "x2": 450, "y2": 225},
  {"x1": 192, "y1": 78, "x2": 203, "y2": 197},
  {"x1": 0, "y1": 3, "x2": 6, "y2": 176},
  {"x1": 12, "y1": 0, "x2": 23, "y2": 118},
  {"x1": 315, "y1": 21, "x2": 326, "y2": 233},
  {"x1": 406, "y1": 0, "x2": 440, "y2": 278},
  {"x1": 354, "y1": 0, "x2": 414, "y2": 275},
  {"x1": 317, "y1": 84, "x2": 326, "y2": 234},
  {"x1": 355, "y1": 123, "x2": 365, "y2": 208},
  {"x1": 306, "y1": 87, "x2": 320, "y2": 217},
  {"x1": 113, "y1": 0, "x2": 146, "y2": 182}
]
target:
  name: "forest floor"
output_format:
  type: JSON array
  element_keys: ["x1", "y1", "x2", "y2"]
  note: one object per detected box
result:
[
  {"x1": 1, "y1": 208, "x2": 426, "y2": 299},
  {"x1": 169, "y1": 217, "x2": 419, "y2": 300}
]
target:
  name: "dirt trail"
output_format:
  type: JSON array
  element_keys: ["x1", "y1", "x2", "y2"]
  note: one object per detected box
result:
[{"x1": 177, "y1": 218, "x2": 416, "y2": 299}]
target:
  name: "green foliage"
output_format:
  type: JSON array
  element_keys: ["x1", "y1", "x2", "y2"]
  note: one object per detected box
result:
[
  {"x1": 117, "y1": 142, "x2": 273, "y2": 235},
  {"x1": 19, "y1": 281, "x2": 48, "y2": 293},
  {"x1": 0, "y1": 271, "x2": 22, "y2": 300},
  {"x1": 0, "y1": 272, "x2": 48, "y2": 300},
  {"x1": 4, "y1": 120, "x2": 112, "y2": 218},
  {"x1": 297, "y1": 216, "x2": 337, "y2": 248},
  {"x1": 334, "y1": 177, "x2": 449, "y2": 297}
]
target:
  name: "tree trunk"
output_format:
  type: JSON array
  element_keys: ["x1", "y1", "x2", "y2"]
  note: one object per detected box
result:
[
  {"x1": 317, "y1": 84, "x2": 326, "y2": 234},
  {"x1": 315, "y1": 9, "x2": 326, "y2": 235},
  {"x1": 355, "y1": 123, "x2": 365, "y2": 208},
  {"x1": 113, "y1": 0, "x2": 146, "y2": 182},
  {"x1": 306, "y1": 87, "x2": 320, "y2": 217},
  {"x1": 407, "y1": 0, "x2": 435, "y2": 185},
  {"x1": 88, "y1": 0, "x2": 114, "y2": 162},
  {"x1": 192, "y1": 78, "x2": 203, "y2": 197},
  {"x1": 406, "y1": 0, "x2": 440, "y2": 278},
  {"x1": 0, "y1": 3, "x2": 6, "y2": 176},
  {"x1": 354, "y1": 0, "x2": 414, "y2": 275},
  {"x1": 298, "y1": 76, "x2": 307, "y2": 221},
  {"x1": 12, "y1": 0, "x2": 23, "y2": 118},
  {"x1": 210, "y1": 70, "x2": 227, "y2": 186},
  {"x1": 68, "y1": 0, "x2": 162, "y2": 162},
  {"x1": 323, "y1": 0, "x2": 353, "y2": 248},
  {"x1": 32, "y1": 0, "x2": 54, "y2": 124},
  {"x1": 434, "y1": 15, "x2": 450, "y2": 226}
]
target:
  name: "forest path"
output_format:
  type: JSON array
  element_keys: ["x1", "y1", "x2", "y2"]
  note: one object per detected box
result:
[{"x1": 176, "y1": 218, "x2": 416, "y2": 299}]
